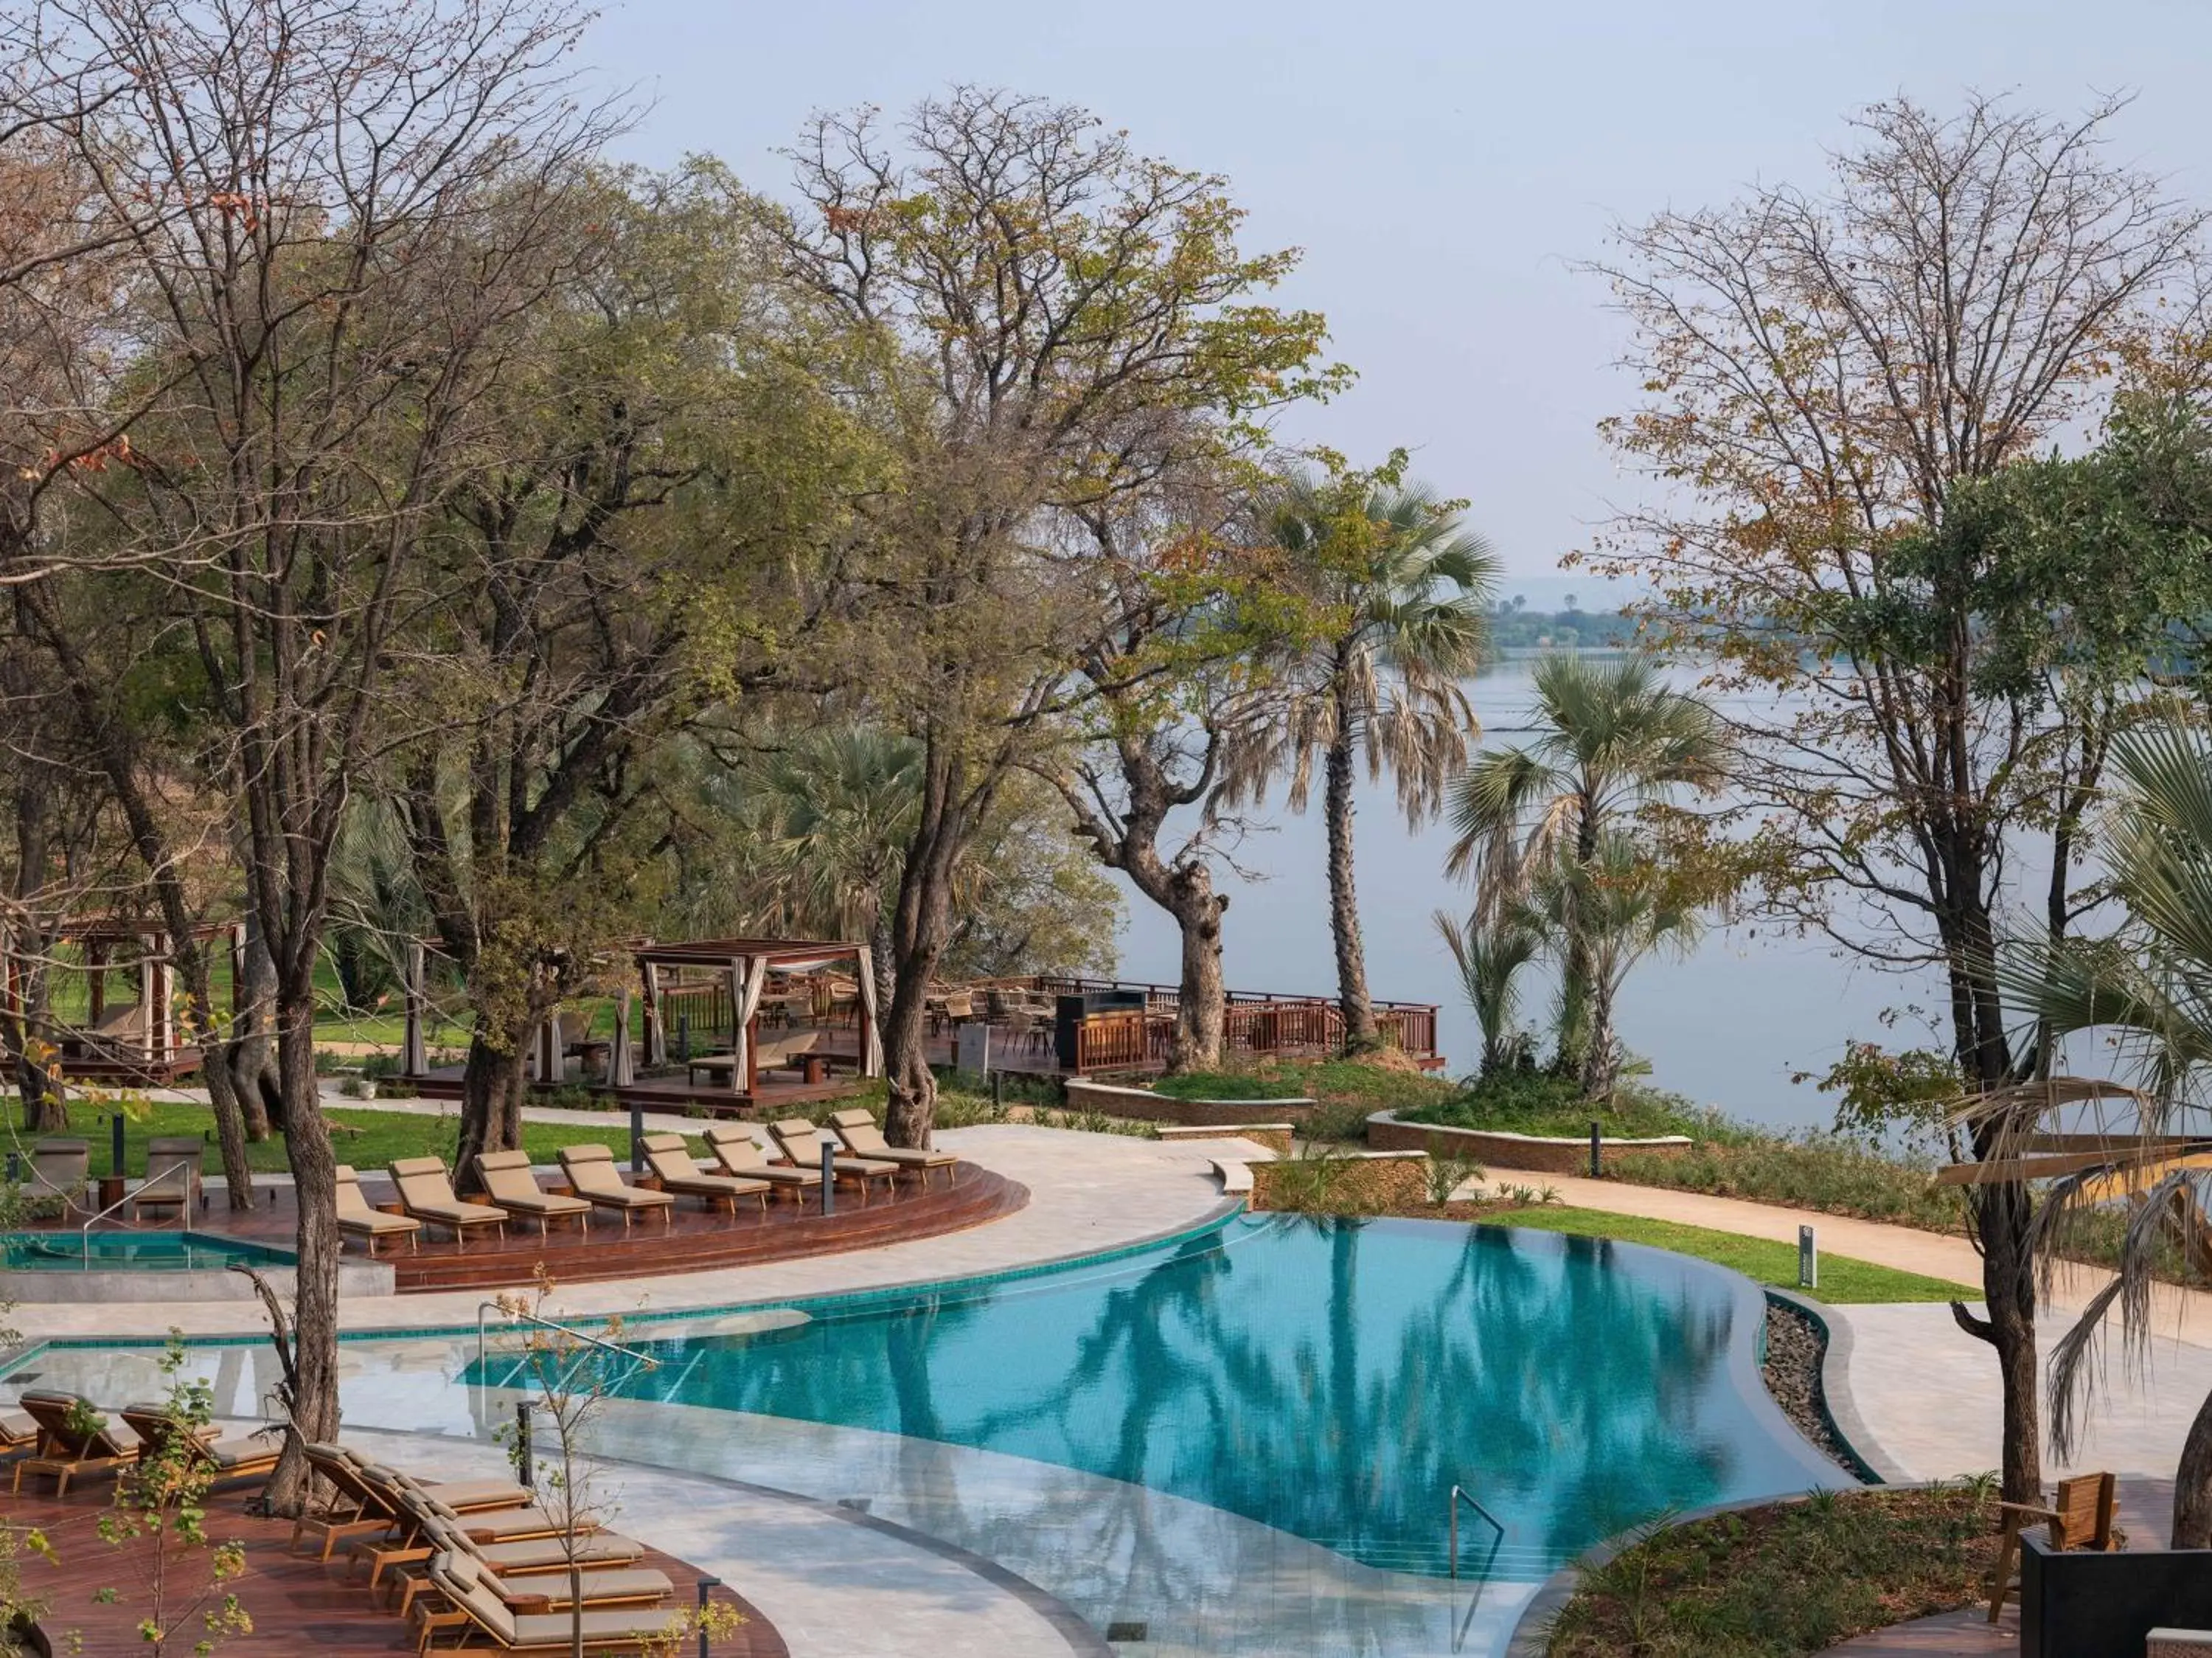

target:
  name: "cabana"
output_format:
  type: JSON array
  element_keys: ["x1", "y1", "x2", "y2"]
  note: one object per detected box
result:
[
  {"x1": 0, "y1": 920, "x2": 243, "y2": 1083},
  {"x1": 627, "y1": 937, "x2": 883, "y2": 1106}
]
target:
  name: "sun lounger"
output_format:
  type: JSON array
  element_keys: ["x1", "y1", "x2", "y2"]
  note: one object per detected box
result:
[
  {"x1": 0, "y1": 1410, "x2": 38, "y2": 1457},
  {"x1": 420, "y1": 1552, "x2": 688, "y2": 1656},
  {"x1": 336, "y1": 1165, "x2": 421, "y2": 1255},
  {"x1": 828, "y1": 1107, "x2": 960, "y2": 1187},
  {"x1": 12, "y1": 1390, "x2": 140, "y2": 1494},
  {"x1": 293, "y1": 1443, "x2": 530, "y2": 1561},
  {"x1": 766, "y1": 1118, "x2": 897, "y2": 1197},
  {"x1": 639, "y1": 1134, "x2": 769, "y2": 1215},
  {"x1": 117, "y1": 1403, "x2": 278, "y2": 1486},
  {"x1": 555, "y1": 1145, "x2": 675, "y2": 1229},
  {"x1": 130, "y1": 1136, "x2": 204, "y2": 1221},
  {"x1": 380, "y1": 1505, "x2": 667, "y2": 1619},
  {"x1": 473, "y1": 1150, "x2": 591, "y2": 1236},
  {"x1": 389, "y1": 1156, "x2": 508, "y2": 1249},
  {"x1": 23, "y1": 1138, "x2": 89, "y2": 1213},
  {"x1": 703, "y1": 1124, "x2": 822, "y2": 1200}
]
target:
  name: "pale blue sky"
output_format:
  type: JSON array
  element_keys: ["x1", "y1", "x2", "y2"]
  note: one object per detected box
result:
[{"x1": 582, "y1": 1, "x2": 2212, "y2": 579}]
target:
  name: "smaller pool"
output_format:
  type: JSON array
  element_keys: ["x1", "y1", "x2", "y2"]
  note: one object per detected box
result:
[{"x1": 0, "y1": 1232, "x2": 296, "y2": 1272}]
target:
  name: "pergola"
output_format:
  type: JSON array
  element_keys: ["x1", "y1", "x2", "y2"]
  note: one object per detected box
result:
[
  {"x1": 628, "y1": 937, "x2": 882, "y2": 1096},
  {"x1": 0, "y1": 919, "x2": 244, "y2": 1078}
]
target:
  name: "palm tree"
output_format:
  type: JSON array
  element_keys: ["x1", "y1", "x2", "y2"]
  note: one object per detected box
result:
[
  {"x1": 1432, "y1": 907, "x2": 1540, "y2": 1077},
  {"x1": 1234, "y1": 470, "x2": 1495, "y2": 1051},
  {"x1": 2001, "y1": 718, "x2": 2212, "y2": 1548},
  {"x1": 1445, "y1": 653, "x2": 1726, "y2": 1092}
]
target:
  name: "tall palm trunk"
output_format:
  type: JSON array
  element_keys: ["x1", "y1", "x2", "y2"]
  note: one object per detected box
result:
[{"x1": 1324, "y1": 686, "x2": 1377, "y2": 1054}]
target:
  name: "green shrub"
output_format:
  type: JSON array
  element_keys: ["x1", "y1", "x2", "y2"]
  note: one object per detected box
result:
[
  {"x1": 359, "y1": 1052, "x2": 404, "y2": 1081},
  {"x1": 1149, "y1": 1070, "x2": 1306, "y2": 1101},
  {"x1": 1611, "y1": 1135, "x2": 1964, "y2": 1232},
  {"x1": 1403, "y1": 1071, "x2": 1711, "y2": 1140}
]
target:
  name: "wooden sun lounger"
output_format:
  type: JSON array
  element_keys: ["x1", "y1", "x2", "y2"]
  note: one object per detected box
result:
[
  {"x1": 703, "y1": 1124, "x2": 822, "y2": 1200},
  {"x1": 389, "y1": 1156, "x2": 507, "y2": 1249},
  {"x1": 828, "y1": 1108, "x2": 960, "y2": 1187},
  {"x1": 293, "y1": 1442, "x2": 533, "y2": 1561},
  {"x1": 382, "y1": 1507, "x2": 667, "y2": 1620},
  {"x1": 13, "y1": 1390, "x2": 139, "y2": 1495},
  {"x1": 419, "y1": 1553, "x2": 687, "y2": 1656},
  {"x1": 766, "y1": 1118, "x2": 897, "y2": 1198},
  {"x1": 336, "y1": 1165, "x2": 421, "y2": 1255},
  {"x1": 473, "y1": 1150, "x2": 591, "y2": 1236},
  {"x1": 639, "y1": 1134, "x2": 770, "y2": 1215},
  {"x1": 117, "y1": 1404, "x2": 278, "y2": 1486},
  {"x1": 555, "y1": 1145, "x2": 675, "y2": 1229},
  {"x1": 24, "y1": 1138, "x2": 90, "y2": 1213}
]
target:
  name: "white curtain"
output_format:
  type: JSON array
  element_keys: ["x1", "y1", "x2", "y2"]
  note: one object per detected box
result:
[
  {"x1": 610, "y1": 988, "x2": 635, "y2": 1086},
  {"x1": 730, "y1": 956, "x2": 770, "y2": 1093},
  {"x1": 852, "y1": 947, "x2": 883, "y2": 1078}
]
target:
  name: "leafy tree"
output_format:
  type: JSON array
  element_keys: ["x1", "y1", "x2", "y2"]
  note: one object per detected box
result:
[
  {"x1": 1585, "y1": 91, "x2": 2205, "y2": 1505},
  {"x1": 771, "y1": 88, "x2": 1342, "y2": 1143},
  {"x1": 1228, "y1": 457, "x2": 1493, "y2": 1052},
  {"x1": 1445, "y1": 653, "x2": 1725, "y2": 1093}
]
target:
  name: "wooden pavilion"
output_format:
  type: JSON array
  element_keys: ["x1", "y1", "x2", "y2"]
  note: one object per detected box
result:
[{"x1": 0, "y1": 919, "x2": 243, "y2": 1083}]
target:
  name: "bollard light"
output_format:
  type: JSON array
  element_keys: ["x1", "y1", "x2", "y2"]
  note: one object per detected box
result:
[
  {"x1": 111, "y1": 1112, "x2": 127, "y2": 1179},
  {"x1": 696, "y1": 1577, "x2": 723, "y2": 1658},
  {"x1": 630, "y1": 1101, "x2": 646, "y2": 1175},
  {"x1": 819, "y1": 1140, "x2": 835, "y2": 1216},
  {"x1": 1588, "y1": 1120, "x2": 1601, "y2": 1180},
  {"x1": 1798, "y1": 1224, "x2": 1818, "y2": 1289}
]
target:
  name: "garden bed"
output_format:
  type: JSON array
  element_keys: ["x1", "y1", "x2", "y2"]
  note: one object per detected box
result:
[{"x1": 1541, "y1": 1484, "x2": 2003, "y2": 1657}]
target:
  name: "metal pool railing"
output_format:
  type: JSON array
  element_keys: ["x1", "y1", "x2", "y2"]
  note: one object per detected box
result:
[{"x1": 1448, "y1": 1483, "x2": 1507, "y2": 1651}]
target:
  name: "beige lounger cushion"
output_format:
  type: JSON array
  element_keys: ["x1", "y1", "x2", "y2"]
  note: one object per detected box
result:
[
  {"x1": 474, "y1": 1150, "x2": 591, "y2": 1219},
  {"x1": 335, "y1": 1167, "x2": 420, "y2": 1235},
  {"x1": 433, "y1": 1553, "x2": 685, "y2": 1647},
  {"x1": 557, "y1": 1145, "x2": 677, "y2": 1209},
  {"x1": 639, "y1": 1134, "x2": 769, "y2": 1202},
  {"x1": 829, "y1": 1109, "x2": 956, "y2": 1168},
  {"x1": 703, "y1": 1125, "x2": 821, "y2": 1186},
  {"x1": 389, "y1": 1156, "x2": 505, "y2": 1227},
  {"x1": 767, "y1": 1119, "x2": 897, "y2": 1181}
]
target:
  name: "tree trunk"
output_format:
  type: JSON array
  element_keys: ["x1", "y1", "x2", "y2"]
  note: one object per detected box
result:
[
  {"x1": 454, "y1": 1029, "x2": 529, "y2": 1191},
  {"x1": 260, "y1": 984, "x2": 341, "y2": 1517},
  {"x1": 229, "y1": 920, "x2": 279, "y2": 1139},
  {"x1": 2172, "y1": 1387, "x2": 2212, "y2": 1548},
  {"x1": 1579, "y1": 974, "x2": 1620, "y2": 1101},
  {"x1": 171, "y1": 940, "x2": 257, "y2": 1210},
  {"x1": 869, "y1": 899, "x2": 897, "y2": 1064},
  {"x1": 883, "y1": 751, "x2": 966, "y2": 1150},
  {"x1": 1323, "y1": 721, "x2": 1377, "y2": 1052},
  {"x1": 6, "y1": 954, "x2": 67, "y2": 1133},
  {"x1": 1977, "y1": 1175, "x2": 2043, "y2": 1508},
  {"x1": 1166, "y1": 864, "x2": 1226, "y2": 1073}
]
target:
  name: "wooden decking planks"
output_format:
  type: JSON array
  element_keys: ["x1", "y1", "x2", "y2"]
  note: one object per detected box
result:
[
  {"x1": 20, "y1": 1166, "x2": 1025, "y2": 1295},
  {"x1": 10, "y1": 1479, "x2": 782, "y2": 1654}
]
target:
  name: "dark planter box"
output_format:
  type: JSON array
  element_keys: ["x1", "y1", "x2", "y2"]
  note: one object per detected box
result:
[{"x1": 2023, "y1": 1533, "x2": 2212, "y2": 1657}]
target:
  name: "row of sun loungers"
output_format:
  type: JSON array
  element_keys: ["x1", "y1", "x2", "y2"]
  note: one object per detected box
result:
[
  {"x1": 336, "y1": 1113, "x2": 961, "y2": 1255},
  {"x1": 3, "y1": 1390, "x2": 280, "y2": 1496}
]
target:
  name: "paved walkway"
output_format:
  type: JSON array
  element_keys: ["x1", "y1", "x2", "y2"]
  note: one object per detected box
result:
[
  {"x1": 7, "y1": 1125, "x2": 1242, "y2": 1342},
  {"x1": 1818, "y1": 1606, "x2": 2016, "y2": 1654}
]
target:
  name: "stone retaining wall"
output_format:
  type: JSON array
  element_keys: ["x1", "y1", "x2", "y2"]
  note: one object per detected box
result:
[
  {"x1": 1366, "y1": 1109, "x2": 1694, "y2": 1174},
  {"x1": 1249, "y1": 1151, "x2": 1430, "y2": 1213},
  {"x1": 1064, "y1": 1078, "x2": 1320, "y2": 1128}
]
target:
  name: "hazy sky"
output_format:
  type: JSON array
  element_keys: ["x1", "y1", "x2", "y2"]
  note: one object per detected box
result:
[{"x1": 577, "y1": 0, "x2": 2212, "y2": 579}]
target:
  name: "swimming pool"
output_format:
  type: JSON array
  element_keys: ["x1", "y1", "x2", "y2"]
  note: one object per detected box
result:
[
  {"x1": 0, "y1": 1231, "x2": 296, "y2": 1271},
  {"x1": 473, "y1": 1213, "x2": 1843, "y2": 1583}
]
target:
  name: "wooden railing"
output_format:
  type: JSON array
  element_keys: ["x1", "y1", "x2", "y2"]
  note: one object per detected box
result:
[
  {"x1": 1073, "y1": 1008, "x2": 1151, "y2": 1073},
  {"x1": 1030, "y1": 973, "x2": 1439, "y2": 1060}
]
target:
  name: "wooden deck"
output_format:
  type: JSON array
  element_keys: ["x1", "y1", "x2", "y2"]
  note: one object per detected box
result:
[
  {"x1": 29, "y1": 1165, "x2": 1025, "y2": 1295},
  {"x1": 9, "y1": 1474, "x2": 781, "y2": 1654}
]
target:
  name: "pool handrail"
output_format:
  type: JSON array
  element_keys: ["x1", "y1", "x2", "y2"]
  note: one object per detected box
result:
[
  {"x1": 473, "y1": 1301, "x2": 662, "y2": 1380},
  {"x1": 1448, "y1": 1482, "x2": 1506, "y2": 1651},
  {"x1": 77, "y1": 1159, "x2": 192, "y2": 1260}
]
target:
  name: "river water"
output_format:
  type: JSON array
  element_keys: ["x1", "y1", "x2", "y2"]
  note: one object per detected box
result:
[{"x1": 1106, "y1": 661, "x2": 2037, "y2": 1134}]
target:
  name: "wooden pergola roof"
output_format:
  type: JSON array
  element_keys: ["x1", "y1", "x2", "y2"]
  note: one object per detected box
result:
[{"x1": 633, "y1": 937, "x2": 863, "y2": 968}]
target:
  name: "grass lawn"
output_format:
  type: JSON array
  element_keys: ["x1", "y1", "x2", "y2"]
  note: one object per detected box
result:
[
  {"x1": 9, "y1": 1098, "x2": 714, "y2": 1177},
  {"x1": 1546, "y1": 1484, "x2": 2001, "y2": 1657},
  {"x1": 1483, "y1": 1207, "x2": 1975, "y2": 1304}
]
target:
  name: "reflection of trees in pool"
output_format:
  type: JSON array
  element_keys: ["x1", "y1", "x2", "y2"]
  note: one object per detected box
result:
[{"x1": 610, "y1": 1221, "x2": 1751, "y2": 1575}]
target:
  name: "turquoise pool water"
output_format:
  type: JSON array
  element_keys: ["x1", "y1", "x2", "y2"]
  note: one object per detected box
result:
[
  {"x1": 473, "y1": 1214, "x2": 1841, "y2": 1581},
  {"x1": 0, "y1": 1231, "x2": 295, "y2": 1271}
]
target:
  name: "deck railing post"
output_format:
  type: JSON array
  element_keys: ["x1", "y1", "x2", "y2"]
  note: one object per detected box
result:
[{"x1": 820, "y1": 1141, "x2": 835, "y2": 1216}]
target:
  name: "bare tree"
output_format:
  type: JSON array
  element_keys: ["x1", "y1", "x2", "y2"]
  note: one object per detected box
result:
[
  {"x1": 1, "y1": 0, "x2": 619, "y2": 1512},
  {"x1": 1587, "y1": 91, "x2": 2205, "y2": 1505}
]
